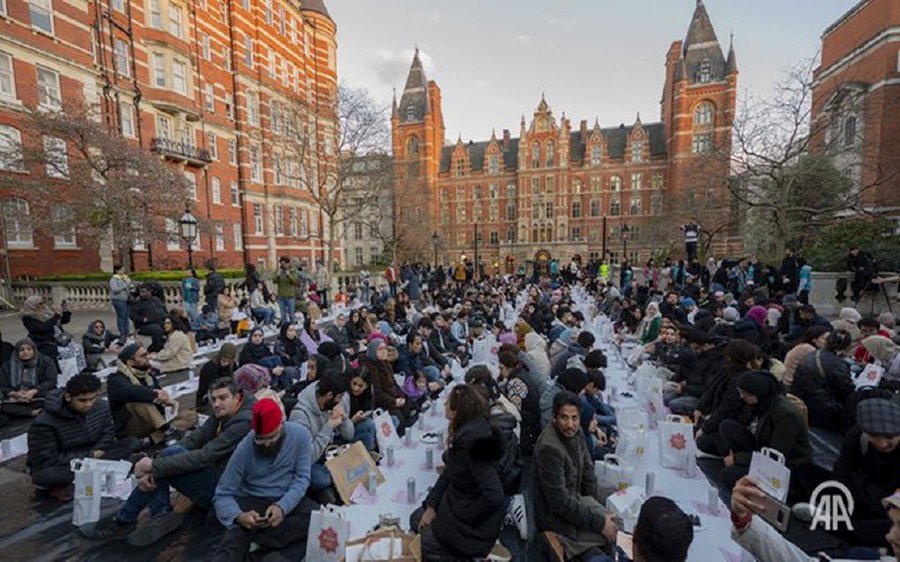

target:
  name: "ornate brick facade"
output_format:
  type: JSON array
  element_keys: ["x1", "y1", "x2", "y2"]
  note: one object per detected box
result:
[
  {"x1": 392, "y1": 1, "x2": 741, "y2": 273},
  {"x1": 0, "y1": 0, "x2": 337, "y2": 277}
]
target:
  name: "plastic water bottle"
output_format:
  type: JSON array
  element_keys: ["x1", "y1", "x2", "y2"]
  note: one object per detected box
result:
[
  {"x1": 404, "y1": 430, "x2": 413, "y2": 447},
  {"x1": 436, "y1": 431, "x2": 445, "y2": 450},
  {"x1": 708, "y1": 485, "x2": 720, "y2": 515},
  {"x1": 386, "y1": 446, "x2": 395, "y2": 467},
  {"x1": 645, "y1": 472, "x2": 655, "y2": 496},
  {"x1": 407, "y1": 477, "x2": 416, "y2": 503},
  {"x1": 425, "y1": 448, "x2": 434, "y2": 470},
  {"x1": 368, "y1": 472, "x2": 378, "y2": 494}
]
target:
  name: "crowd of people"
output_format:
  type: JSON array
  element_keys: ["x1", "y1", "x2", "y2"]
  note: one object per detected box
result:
[{"x1": 0, "y1": 248, "x2": 897, "y2": 561}]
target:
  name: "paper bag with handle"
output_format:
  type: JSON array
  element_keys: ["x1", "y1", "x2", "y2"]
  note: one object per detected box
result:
[
  {"x1": 325, "y1": 441, "x2": 384, "y2": 505},
  {"x1": 343, "y1": 526, "x2": 422, "y2": 562},
  {"x1": 306, "y1": 505, "x2": 349, "y2": 562},
  {"x1": 748, "y1": 447, "x2": 791, "y2": 503}
]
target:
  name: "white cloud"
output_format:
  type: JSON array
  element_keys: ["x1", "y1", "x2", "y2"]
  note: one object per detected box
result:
[
  {"x1": 547, "y1": 17, "x2": 576, "y2": 28},
  {"x1": 515, "y1": 34, "x2": 532, "y2": 45},
  {"x1": 368, "y1": 48, "x2": 435, "y2": 87}
]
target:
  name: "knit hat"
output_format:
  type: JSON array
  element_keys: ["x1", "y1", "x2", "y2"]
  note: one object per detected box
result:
[
  {"x1": 366, "y1": 339, "x2": 385, "y2": 360},
  {"x1": 857, "y1": 399, "x2": 900, "y2": 436},
  {"x1": 681, "y1": 297, "x2": 696, "y2": 309},
  {"x1": 235, "y1": 364, "x2": 271, "y2": 394},
  {"x1": 251, "y1": 398, "x2": 283, "y2": 435},
  {"x1": 118, "y1": 343, "x2": 140, "y2": 362},
  {"x1": 216, "y1": 342, "x2": 237, "y2": 361},
  {"x1": 723, "y1": 307, "x2": 740, "y2": 323},
  {"x1": 746, "y1": 305, "x2": 768, "y2": 327}
]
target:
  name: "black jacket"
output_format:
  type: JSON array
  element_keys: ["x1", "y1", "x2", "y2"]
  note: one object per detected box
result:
[
  {"x1": 27, "y1": 388, "x2": 115, "y2": 472},
  {"x1": 732, "y1": 318, "x2": 762, "y2": 346},
  {"x1": 394, "y1": 344, "x2": 435, "y2": 377},
  {"x1": 793, "y1": 350, "x2": 855, "y2": 430},
  {"x1": 154, "y1": 394, "x2": 256, "y2": 478},
  {"x1": 678, "y1": 344, "x2": 725, "y2": 399},
  {"x1": 424, "y1": 416, "x2": 506, "y2": 558},
  {"x1": 505, "y1": 366, "x2": 541, "y2": 455},
  {"x1": 734, "y1": 395, "x2": 811, "y2": 468},
  {"x1": 23, "y1": 311, "x2": 72, "y2": 359},
  {"x1": 204, "y1": 272, "x2": 225, "y2": 298},
  {"x1": 106, "y1": 368, "x2": 161, "y2": 434},
  {"x1": 697, "y1": 367, "x2": 747, "y2": 435},
  {"x1": 833, "y1": 427, "x2": 900, "y2": 519},
  {"x1": 196, "y1": 360, "x2": 235, "y2": 412},
  {"x1": 83, "y1": 330, "x2": 118, "y2": 356},
  {"x1": 0, "y1": 354, "x2": 58, "y2": 397},
  {"x1": 129, "y1": 297, "x2": 167, "y2": 329}
]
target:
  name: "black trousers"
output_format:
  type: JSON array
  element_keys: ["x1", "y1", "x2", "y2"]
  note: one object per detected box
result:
[
  {"x1": 31, "y1": 437, "x2": 142, "y2": 488},
  {"x1": 0, "y1": 399, "x2": 45, "y2": 418},
  {"x1": 714, "y1": 419, "x2": 756, "y2": 490},
  {"x1": 409, "y1": 507, "x2": 469, "y2": 561},
  {"x1": 137, "y1": 323, "x2": 165, "y2": 352},
  {"x1": 210, "y1": 496, "x2": 318, "y2": 562}
]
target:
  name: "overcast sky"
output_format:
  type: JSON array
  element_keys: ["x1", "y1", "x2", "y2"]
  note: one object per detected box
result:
[{"x1": 328, "y1": 0, "x2": 858, "y2": 142}]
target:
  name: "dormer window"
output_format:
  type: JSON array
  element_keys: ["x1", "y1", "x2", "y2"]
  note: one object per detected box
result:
[
  {"x1": 406, "y1": 106, "x2": 415, "y2": 121},
  {"x1": 699, "y1": 59, "x2": 711, "y2": 83},
  {"x1": 631, "y1": 141, "x2": 643, "y2": 163},
  {"x1": 590, "y1": 145, "x2": 602, "y2": 167},
  {"x1": 488, "y1": 154, "x2": 499, "y2": 175}
]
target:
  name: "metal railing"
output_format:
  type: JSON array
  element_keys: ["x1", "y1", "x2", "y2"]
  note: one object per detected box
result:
[{"x1": 150, "y1": 137, "x2": 212, "y2": 164}]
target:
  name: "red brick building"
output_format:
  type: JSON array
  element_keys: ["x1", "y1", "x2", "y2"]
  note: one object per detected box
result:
[
  {"x1": 392, "y1": 1, "x2": 741, "y2": 273},
  {"x1": 811, "y1": 0, "x2": 900, "y2": 215},
  {"x1": 0, "y1": 0, "x2": 338, "y2": 277}
]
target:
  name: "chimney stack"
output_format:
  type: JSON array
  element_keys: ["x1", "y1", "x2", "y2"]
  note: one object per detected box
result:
[
  {"x1": 502, "y1": 129, "x2": 510, "y2": 149},
  {"x1": 580, "y1": 120, "x2": 588, "y2": 141}
]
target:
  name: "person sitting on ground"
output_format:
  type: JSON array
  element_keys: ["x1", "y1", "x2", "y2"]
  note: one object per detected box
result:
[
  {"x1": 288, "y1": 371, "x2": 353, "y2": 497},
  {"x1": 551, "y1": 331, "x2": 595, "y2": 380},
  {"x1": 273, "y1": 323, "x2": 309, "y2": 379},
  {"x1": 148, "y1": 314, "x2": 194, "y2": 374},
  {"x1": 854, "y1": 317, "x2": 892, "y2": 363},
  {"x1": 107, "y1": 344, "x2": 185, "y2": 445},
  {"x1": 402, "y1": 370, "x2": 431, "y2": 412},
  {"x1": 499, "y1": 349, "x2": 541, "y2": 455},
  {"x1": 192, "y1": 305, "x2": 228, "y2": 345},
  {"x1": 831, "y1": 399, "x2": 900, "y2": 548},
  {"x1": 20, "y1": 294, "x2": 72, "y2": 362},
  {"x1": 782, "y1": 326, "x2": 830, "y2": 390},
  {"x1": 346, "y1": 367, "x2": 377, "y2": 451},
  {"x1": 300, "y1": 316, "x2": 330, "y2": 356},
  {"x1": 27, "y1": 374, "x2": 141, "y2": 501},
  {"x1": 81, "y1": 377, "x2": 256, "y2": 546},
  {"x1": 0, "y1": 338, "x2": 58, "y2": 421},
  {"x1": 325, "y1": 312, "x2": 352, "y2": 352},
  {"x1": 211, "y1": 398, "x2": 317, "y2": 561},
  {"x1": 535, "y1": 391, "x2": 619, "y2": 562},
  {"x1": 238, "y1": 327, "x2": 279, "y2": 370},
  {"x1": 632, "y1": 496, "x2": 694, "y2": 562},
  {"x1": 396, "y1": 331, "x2": 446, "y2": 384},
  {"x1": 860, "y1": 336, "x2": 900, "y2": 388},
  {"x1": 524, "y1": 331, "x2": 551, "y2": 381},
  {"x1": 792, "y1": 330, "x2": 855, "y2": 430},
  {"x1": 540, "y1": 367, "x2": 590, "y2": 427},
  {"x1": 715, "y1": 370, "x2": 811, "y2": 491},
  {"x1": 410, "y1": 383, "x2": 508, "y2": 561},
  {"x1": 360, "y1": 339, "x2": 413, "y2": 433},
  {"x1": 129, "y1": 284, "x2": 168, "y2": 352},
  {"x1": 730, "y1": 476, "x2": 900, "y2": 562},
  {"x1": 82, "y1": 319, "x2": 121, "y2": 372},
  {"x1": 216, "y1": 287, "x2": 238, "y2": 334},
  {"x1": 197, "y1": 343, "x2": 237, "y2": 414}
]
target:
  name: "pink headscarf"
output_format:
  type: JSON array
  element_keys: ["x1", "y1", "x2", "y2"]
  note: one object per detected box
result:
[{"x1": 746, "y1": 305, "x2": 768, "y2": 327}]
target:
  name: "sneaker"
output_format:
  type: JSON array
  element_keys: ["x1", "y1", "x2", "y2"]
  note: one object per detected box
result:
[
  {"x1": 487, "y1": 541, "x2": 512, "y2": 561},
  {"x1": 792, "y1": 502, "x2": 815, "y2": 523},
  {"x1": 508, "y1": 493, "x2": 528, "y2": 541},
  {"x1": 542, "y1": 531, "x2": 565, "y2": 562},
  {"x1": 126, "y1": 512, "x2": 184, "y2": 547},
  {"x1": 79, "y1": 513, "x2": 135, "y2": 541}
]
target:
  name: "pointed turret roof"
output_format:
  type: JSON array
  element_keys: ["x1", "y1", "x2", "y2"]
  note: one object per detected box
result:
[
  {"x1": 682, "y1": 0, "x2": 727, "y2": 84},
  {"x1": 725, "y1": 32, "x2": 737, "y2": 74},
  {"x1": 398, "y1": 48, "x2": 429, "y2": 123},
  {"x1": 391, "y1": 88, "x2": 398, "y2": 120}
]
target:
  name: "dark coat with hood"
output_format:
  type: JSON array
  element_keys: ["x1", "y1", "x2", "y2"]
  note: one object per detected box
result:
[
  {"x1": 792, "y1": 349, "x2": 855, "y2": 430},
  {"x1": 106, "y1": 364, "x2": 161, "y2": 434},
  {"x1": 359, "y1": 354, "x2": 405, "y2": 412},
  {"x1": 676, "y1": 341, "x2": 726, "y2": 399},
  {"x1": 153, "y1": 393, "x2": 256, "y2": 478},
  {"x1": 833, "y1": 426, "x2": 900, "y2": 519},
  {"x1": 697, "y1": 363, "x2": 749, "y2": 435},
  {"x1": 424, "y1": 415, "x2": 506, "y2": 558},
  {"x1": 239, "y1": 329, "x2": 274, "y2": 366},
  {"x1": 273, "y1": 324, "x2": 309, "y2": 367},
  {"x1": 129, "y1": 296, "x2": 166, "y2": 329},
  {"x1": 27, "y1": 388, "x2": 115, "y2": 472}
]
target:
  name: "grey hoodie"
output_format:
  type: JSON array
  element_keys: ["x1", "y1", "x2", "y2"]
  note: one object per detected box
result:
[{"x1": 289, "y1": 381, "x2": 354, "y2": 460}]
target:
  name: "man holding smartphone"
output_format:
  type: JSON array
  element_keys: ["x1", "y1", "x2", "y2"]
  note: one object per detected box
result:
[{"x1": 212, "y1": 398, "x2": 317, "y2": 560}]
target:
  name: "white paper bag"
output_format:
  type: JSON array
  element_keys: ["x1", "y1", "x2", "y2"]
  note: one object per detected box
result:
[
  {"x1": 595, "y1": 454, "x2": 634, "y2": 492},
  {"x1": 645, "y1": 384, "x2": 666, "y2": 425},
  {"x1": 305, "y1": 505, "x2": 348, "y2": 562},
  {"x1": 659, "y1": 415, "x2": 695, "y2": 470},
  {"x1": 617, "y1": 408, "x2": 649, "y2": 433},
  {"x1": 635, "y1": 373, "x2": 663, "y2": 400},
  {"x1": 371, "y1": 408, "x2": 400, "y2": 453},
  {"x1": 72, "y1": 468, "x2": 102, "y2": 526},
  {"x1": 855, "y1": 363, "x2": 884, "y2": 390},
  {"x1": 616, "y1": 429, "x2": 650, "y2": 467},
  {"x1": 749, "y1": 447, "x2": 791, "y2": 503},
  {"x1": 57, "y1": 356, "x2": 80, "y2": 388},
  {"x1": 605, "y1": 485, "x2": 645, "y2": 532}
]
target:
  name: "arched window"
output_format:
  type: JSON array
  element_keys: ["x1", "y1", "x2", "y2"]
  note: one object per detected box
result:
[
  {"x1": 546, "y1": 140, "x2": 554, "y2": 167},
  {"x1": 531, "y1": 142, "x2": 540, "y2": 168},
  {"x1": 406, "y1": 136, "x2": 419, "y2": 158},
  {"x1": 693, "y1": 102, "x2": 714, "y2": 126},
  {"x1": 843, "y1": 115, "x2": 857, "y2": 148}
]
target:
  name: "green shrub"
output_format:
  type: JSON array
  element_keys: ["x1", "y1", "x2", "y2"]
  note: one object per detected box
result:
[
  {"x1": 31, "y1": 269, "x2": 245, "y2": 283},
  {"x1": 804, "y1": 218, "x2": 900, "y2": 272}
]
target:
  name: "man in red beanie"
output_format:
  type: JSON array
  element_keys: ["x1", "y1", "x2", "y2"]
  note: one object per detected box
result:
[{"x1": 212, "y1": 397, "x2": 316, "y2": 560}]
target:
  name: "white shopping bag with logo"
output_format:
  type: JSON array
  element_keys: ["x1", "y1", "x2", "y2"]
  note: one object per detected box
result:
[
  {"x1": 749, "y1": 447, "x2": 791, "y2": 503},
  {"x1": 305, "y1": 505, "x2": 348, "y2": 562},
  {"x1": 617, "y1": 407, "x2": 649, "y2": 433},
  {"x1": 72, "y1": 463, "x2": 102, "y2": 526},
  {"x1": 616, "y1": 429, "x2": 650, "y2": 467},
  {"x1": 371, "y1": 408, "x2": 400, "y2": 453},
  {"x1": 854, "y1": 363, "x2": 884, "y2": 390},
  {"x1": 595, "y1": 454, "x2": 634, "y2": 492},
  {"x1": 605, "y1": 485, "x2": 645, "y2": 533},
  {"x1": 645, "y1": 384, "x2": 666, "y2": 426},
  {"x1": 659, "y1": 415, "x2": 695, "y2": 470},
  {"x1": 635, "y1": 371, "x2": 664, "y2": 400}
]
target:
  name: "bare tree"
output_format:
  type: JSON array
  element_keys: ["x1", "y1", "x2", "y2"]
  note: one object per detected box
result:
[
  {"x1": 698, "y1": 57, "x2": 899, "y2": 257},
  {"x1": 0, "y1": 101, "x2": 191, "y2": 266},
  {"x1": 275, "y1": 85, "x2": 390, "y2": 290}
]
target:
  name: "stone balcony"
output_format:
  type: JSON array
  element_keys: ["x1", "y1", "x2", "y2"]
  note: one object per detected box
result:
[{"x1": 150, "y1": 137, "x2": 212, "y2": 166}]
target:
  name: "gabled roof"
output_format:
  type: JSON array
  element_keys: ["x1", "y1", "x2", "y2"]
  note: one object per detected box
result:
[{"x1": 438, "y1": 122, "x2": 667, "y2": 173}]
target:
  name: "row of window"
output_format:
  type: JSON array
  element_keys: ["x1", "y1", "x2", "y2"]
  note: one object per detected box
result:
[
  {"x1": 448, "y1": 224, "x2": 647, "y2": 248},
  {"x1": 250, "y1": 203, "x2": 319, "y2": 238},
  {"x1": 439, "y1": 173, "x2": 665, "y2": 203},
  {"x1": 2, "y1": 200, "x2": 73, "y2": 249},
  {"x1": 0, "y1": 52, "x2": 61, "y2": 108},
  {"x1": 350, "y1": 246, "x2": 382, "y2": 267},
  {"x1": 0, "y1": 0, "x2": 55, "y2": 36}
]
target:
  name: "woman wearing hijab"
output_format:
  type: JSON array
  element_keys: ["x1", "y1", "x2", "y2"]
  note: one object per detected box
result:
[
  {"x1": 793, "y1": 330, "x2": 855, "y2": 430},
  {"x1": 360, "y1": 339, "x2": 413, "y2": 432},
  {"x1": 832, "y1": 307, "x2": 863, "y2": 345},
  {"x1": 715, "y1": 370, "x2": 811, "y2": 490},
  {"x1": 861, "y1": 336, "x2": 900, "y2": 387},
  {"x1": 269, "y1": 323, "x2": 308, "y2": 410},
  {"x1": 0, "y1": 338, "x2": 58, "y2": 421},
  {"x1": 82, "y1": 319, "x2": 121, "y2": 372},
  {"x1": 274, "y1": 322, "x2": 309, "y2": 370},
  {"x1": 238, "y1": 327, "x2": 277, "y2": 368},
  {"x1": 196, "y1": 343, "x2": 236, "y2": 412},
  {"x1": 638, "y1": 301, "x2": 662, "y2": 345},
  {"x1": 21, "y1": 295, "x2": 72, "y2": 363},
  {"x1": 524, "y1": 332, "x2": 551, "y2": 381},
  {"x1": 732, "y1": 305, "x2": 768, "y2": 347}
]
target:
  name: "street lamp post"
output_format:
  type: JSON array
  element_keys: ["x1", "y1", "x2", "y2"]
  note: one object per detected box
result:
[
  {"x1": 179, "y1": 208, "x2": 199, "y2": 270},
  {"x1": 431, "y1": 232, "x2": 439, "y2": 267},
  {"x1": 620, "y1": 223, "x2": 630, "y2": 264}
]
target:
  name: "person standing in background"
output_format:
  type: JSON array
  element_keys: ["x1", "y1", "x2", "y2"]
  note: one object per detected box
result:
[
  {"x1": 109, "y1": 264, "x2": 132, "y2": 343},
  {"x1": 274, "y1": 257, "x2": 297, "y2": 326},
  {"x1": 180, "y1": 269, "x2": 201, "y2": 321},
  {"x1": 205, "y1": 262, "x2": 225, "y2": 313}
]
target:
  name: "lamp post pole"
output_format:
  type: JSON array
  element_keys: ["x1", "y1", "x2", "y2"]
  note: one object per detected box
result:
[{"x1": 621, "y1": 223, "x2": 630, "y2": 264}]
